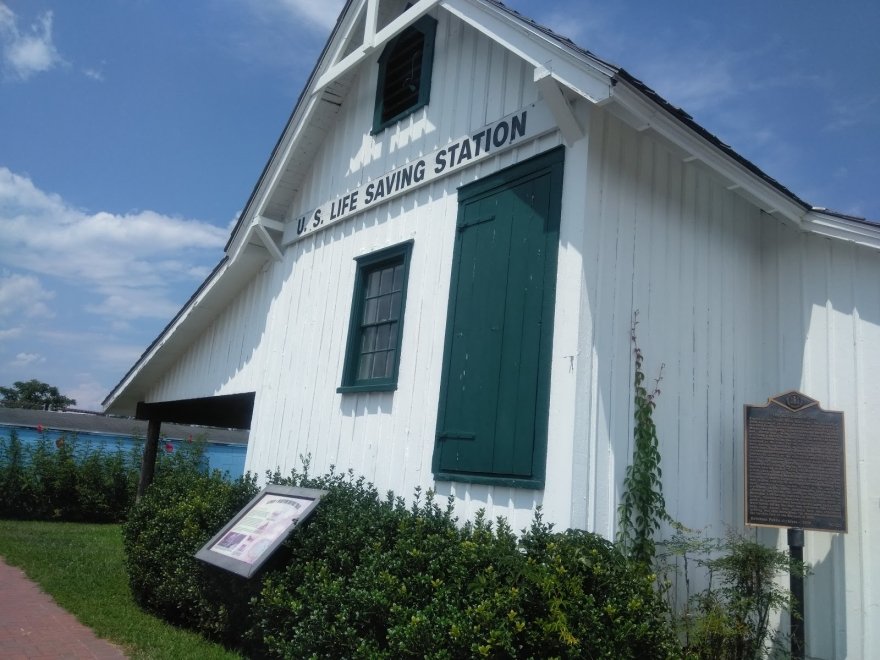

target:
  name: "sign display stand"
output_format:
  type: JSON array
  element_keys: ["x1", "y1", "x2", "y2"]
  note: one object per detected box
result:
[
  {"x1": 745, "y1": 391, "x2": 847, "y2": 659},
  {"x1": 787, "y1": 528, "x2": 805, "y2": 660}
]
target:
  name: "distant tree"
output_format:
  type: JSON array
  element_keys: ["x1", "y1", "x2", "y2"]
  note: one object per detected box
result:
[{"x1": 0, "y1": 379, "x2": 77, "y2": 411}]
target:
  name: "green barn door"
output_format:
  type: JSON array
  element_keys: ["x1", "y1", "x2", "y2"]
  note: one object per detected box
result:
[{"x1": 433, "y1": 147, "x2": 564, "y2": 488}]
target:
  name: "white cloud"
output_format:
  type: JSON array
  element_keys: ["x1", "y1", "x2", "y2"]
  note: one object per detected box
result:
[
  {"x1": 82, "y1": 67, "x2": 104, "y2": 82},
  {"x1": 0, "y1": 167, "x2": 227, "y2": 322},
  {"x1": 640, "y1": 60, "x2": 737, "y2": 114},
  {"x1": 0, "y1": 272, "x2": 55, "y2": 319},
  {"x1": 67, "y1": 376, "x2": 112, "y2": 411},
  {"x1": 0, "y1": 326, "x2": 22, "y2": 340},
  {"x1": 85, "y1": 291, "x2": 181, "y2": 322},
  {"x1": 247, "y1": 0, "x2": 344, "y2": 31},
  {"x1": 10, "y1": 351, "x2": 45, "y2": 367},
  {"x1": 0, "y1": 3, "x2": 63, "y2": 80},
  {"x1": 0, "y1": 3, "x2": 11, "y2": 30},
  {"x1": 93, "y1": 343, "x2": 146, "y2": 370},
  {"x1": 30, "y1": 328, "x2": 147, "y2": 372}
]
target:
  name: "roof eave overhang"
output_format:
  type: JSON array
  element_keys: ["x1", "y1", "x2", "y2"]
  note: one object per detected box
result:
[
  {"x1": 602, "y1": 77, "x2": 880, "y2": 249},
  {"x1": 441, "y1": 0, "x2": 614, "y2": 104},
  {"x1": 223, "y1": 0, "x2": 360, "y2": 258},
  {"x1": 803, "y1": 209, "x2": 880, "y2": 250},
  {"x1": 606, "y1": 79, "x2": 809, "y2": 226}
]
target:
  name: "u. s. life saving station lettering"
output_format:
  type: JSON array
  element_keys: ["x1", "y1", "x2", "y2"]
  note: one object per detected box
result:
[{"x1": 281, "y1": 101, "x2": 557, "y2": 246}]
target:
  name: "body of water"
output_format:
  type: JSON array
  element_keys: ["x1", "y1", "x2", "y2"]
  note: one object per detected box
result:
[{"x1": 0, "y1": 424, "x2": 247, "y2": 478}]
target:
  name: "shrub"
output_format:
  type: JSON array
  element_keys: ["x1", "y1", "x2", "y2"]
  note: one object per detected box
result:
[
  {"x1": 658, "y1": 526, "x2": 806, "y2": 660},
  {"x1": 122, "y1": 462, "x2": 259, "y2": 646},
  {"x1": 686, "y1": 532, "x2": 804, "y2": 659},
  {"x1": 0, "y1": 429, "x2": 31, "y2": 517},
  {"x1": 123, "y1": 462, "x2": 677, "y2": 658},
  {"x1": 0, "y1": 429, "x2": 140, "y2": 522},
  {"x1": 251, "y1": 466, "x2": 677, "y2": 659}
]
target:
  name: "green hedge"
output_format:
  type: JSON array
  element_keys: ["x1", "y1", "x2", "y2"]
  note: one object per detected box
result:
[
  {"x1": 123, "y1": 464, "x2": 677, "y2": 658},
  {"x1": 0, "y1": 429, "x2": 140, "y2": 522}
]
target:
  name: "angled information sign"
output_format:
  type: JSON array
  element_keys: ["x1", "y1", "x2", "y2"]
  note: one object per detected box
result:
[{"x1": 195, "y1": 484, "x2": 325, "y2": 578}]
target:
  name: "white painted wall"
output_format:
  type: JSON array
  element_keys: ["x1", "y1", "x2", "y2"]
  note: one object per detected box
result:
[
  {"x1": 147, "y1": 13, "x2": 565, "y2": 532},
  {"x1": 142, "y1": 11, "x2": 878, "y2": 657},
  {"x1": 571, "y1": 107, "x2": 880, "y2": 659},
  {"x1": 759, "y1": 222, "x2": 880, "y2": 659}
]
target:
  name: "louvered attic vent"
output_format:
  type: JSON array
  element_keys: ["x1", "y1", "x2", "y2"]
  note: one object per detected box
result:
[{"x1": 372, "y1": 15, "x2": 437, "y2": 134}]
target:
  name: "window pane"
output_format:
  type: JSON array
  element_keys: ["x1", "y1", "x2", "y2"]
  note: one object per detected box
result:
[
  {"x1": 379, "y1": 267, "x2": 394, "y2": 295},
  {"x1": 393, "y1": 264, "x2": 404, "y2": 291},
  {"x1": 363, "y1": 297, "x2": 378, "y2": 324},
  {"x1": 377, "y1": 293, "x2": 392, "y2": 321},
  {"x1": 361, "y1": 326, "x2": 377, "y2": 353},
  {"x1": 388, "y1": 321, "x2": 398, "y2": 349},
  {"x1": 376, "y1": 323, "x2": 391, "y2": 351},
  {"x1": 372, "y1": 350, "x2": 389, "y2": 379},
  {"x1": 367, "y1": 270, "x2": 381, "y2": 298},
  {"x1": 389, "y1": 292, "x2": 401, "y2": 320},
  {"x1": 384, "y1": 350, "x2": 396, "y2": 378},
  {"x1": 358, "y1": 354, "x2": 374, "y2": 381}
]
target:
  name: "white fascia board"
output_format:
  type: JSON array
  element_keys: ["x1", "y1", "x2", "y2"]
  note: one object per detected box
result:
[
  {"x1": 441, "y1": 0, "x2": 612, "y2": 104},
  {"x1": 803, "y1": 211, "x2": 880, "y2": 251},
  {"x1": 313, "y1": 0, "x2": 442, "y2": 93},
  {"x1": 609, "y1": 81, "x2": 808, "y2": 227},
  {"x1": 103, "y1": 246, "x2": 269, "y2": 413},
  {"x1": 226, "y1": 93, "x2": 322, "y2": 258}
]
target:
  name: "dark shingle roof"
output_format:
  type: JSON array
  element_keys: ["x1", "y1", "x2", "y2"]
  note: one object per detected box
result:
[{"x1": 485, "y1": 0, "x2": 876, "y2": 227}]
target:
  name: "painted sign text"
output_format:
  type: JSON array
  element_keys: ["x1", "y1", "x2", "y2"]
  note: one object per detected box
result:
[{"x1": 282, "y1": 101, "x2": 556, "y2": 246}]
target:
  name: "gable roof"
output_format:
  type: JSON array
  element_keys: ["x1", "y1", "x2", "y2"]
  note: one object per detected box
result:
[{"x1": 103, "y1": 0, "x2": 879, "y2": 414}]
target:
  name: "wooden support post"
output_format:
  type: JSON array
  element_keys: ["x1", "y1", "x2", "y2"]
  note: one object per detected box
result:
[{"x1": 136, "y1": 418, "x2": 161, "y2": 501}]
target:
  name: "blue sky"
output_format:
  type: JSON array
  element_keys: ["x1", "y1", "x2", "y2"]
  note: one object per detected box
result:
[{"x1": 1, "y1": 0, "x2": 877, "y2": 410}]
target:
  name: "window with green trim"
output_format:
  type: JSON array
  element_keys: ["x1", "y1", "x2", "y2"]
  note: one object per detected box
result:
[
  {"x1": 338, "y1": 241, "x2": 413, "y2": 393},
  {"x1": 372, "y1": 15, "x2": 437, "y2": 134}
]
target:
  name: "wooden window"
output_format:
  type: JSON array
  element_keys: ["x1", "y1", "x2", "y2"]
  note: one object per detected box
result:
[
  {"x1": 338, "y1": 241, "x2": 414, "y2": 393},
  {"x1": 372, "y1": 15, "x2": 437, "y2": 134},
  {"x1": 433, "y1": 148, "x2": 565, "y2": 488}
]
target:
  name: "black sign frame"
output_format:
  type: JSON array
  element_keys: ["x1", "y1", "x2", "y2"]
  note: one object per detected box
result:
[
  {"x1": 195, "y1": 484, "x2": 325, "y2": 578},
  {"x1": 744, "y1": 391, "x2": 847, "y2": 533}
]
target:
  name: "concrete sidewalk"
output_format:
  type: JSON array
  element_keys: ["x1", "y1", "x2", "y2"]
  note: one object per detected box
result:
[{"x1": 0, "y1": 559, "x2": 127, "y2": 659}]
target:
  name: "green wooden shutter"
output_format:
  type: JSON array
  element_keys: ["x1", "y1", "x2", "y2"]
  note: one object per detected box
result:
[{"x1": 434, "y1": 147, "x2": 564, "y2": 488}]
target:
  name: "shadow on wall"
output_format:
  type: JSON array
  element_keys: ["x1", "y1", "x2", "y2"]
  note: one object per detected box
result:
[{"x1": 567, "y1": 113, "x2": 876, "y2": 660}]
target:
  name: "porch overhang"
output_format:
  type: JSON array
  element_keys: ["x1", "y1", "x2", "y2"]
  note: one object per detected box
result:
[{"x1": 135, "y1": 392, "x2": 255, "y2": 430}]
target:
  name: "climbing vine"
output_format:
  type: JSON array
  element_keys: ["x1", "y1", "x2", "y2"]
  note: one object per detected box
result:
[{"x1": 617, "y1": 312, "x2": 670, "y2": 565}]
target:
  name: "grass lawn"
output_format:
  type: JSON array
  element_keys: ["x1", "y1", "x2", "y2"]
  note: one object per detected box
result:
[{"x1": 0, "y1": 520, "x2": 242, "y2": 660}]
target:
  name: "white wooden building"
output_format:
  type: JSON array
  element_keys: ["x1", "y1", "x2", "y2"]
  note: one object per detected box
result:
[{"x1": 104, "y1": 1, "x2": 880, "y2": 656}]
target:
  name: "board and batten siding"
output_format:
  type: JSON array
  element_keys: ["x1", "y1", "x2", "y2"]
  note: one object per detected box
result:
[
  {"x1": 758, "y1": 221, "x2": 880, "y2": 660},
  {"x1": 573, "y1": 108, "x2": 879, "y2": 659},
  {"x1": 565, "y1": 108, "x2": 768, "y2": 539},
  {"x1": 144, "y1": 12, "x2": 567, "y2": 532}
]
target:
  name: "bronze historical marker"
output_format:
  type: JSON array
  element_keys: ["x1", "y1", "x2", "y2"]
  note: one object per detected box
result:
[{"x1": 745, "y1": 391, "x2": 846, "y2": 532}]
